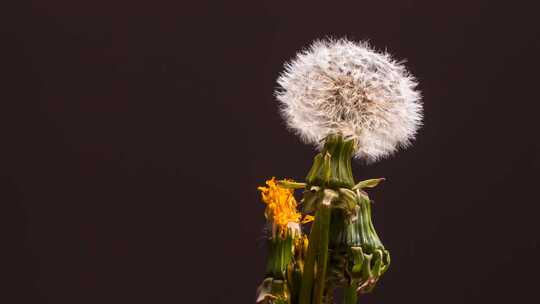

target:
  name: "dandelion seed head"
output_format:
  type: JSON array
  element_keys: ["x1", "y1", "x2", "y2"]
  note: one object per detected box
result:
[{"x1": 276, "y1": 38, "x2": 423, "y2": 162}]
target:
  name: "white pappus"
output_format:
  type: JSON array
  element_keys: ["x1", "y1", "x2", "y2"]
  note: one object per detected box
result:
[{"x1": 276, "y1": 38, "x2": 423, "y2": 162}]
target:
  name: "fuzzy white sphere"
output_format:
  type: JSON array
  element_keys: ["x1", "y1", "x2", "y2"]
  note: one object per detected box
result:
[{"x1": 276, "y1": 38, "x2": 423, "y2": 162}]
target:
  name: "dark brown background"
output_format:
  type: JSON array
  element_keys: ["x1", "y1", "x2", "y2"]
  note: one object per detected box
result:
[{"x1": 2, "y1": 1, "x2": 539, "y2": 303}]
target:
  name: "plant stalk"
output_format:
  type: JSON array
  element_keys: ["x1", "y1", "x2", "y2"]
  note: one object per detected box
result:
[{"x1": 299, "y1": 208, "x2": 320, "y2": 304}]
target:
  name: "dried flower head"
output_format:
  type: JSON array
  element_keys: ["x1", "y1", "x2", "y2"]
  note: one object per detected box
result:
[
  {"x1": 276, "y1": 38, "x2": 423, "y2": 162},
  {"x1": 257, "y1": 177, "x2": 313, "y2": 238}
]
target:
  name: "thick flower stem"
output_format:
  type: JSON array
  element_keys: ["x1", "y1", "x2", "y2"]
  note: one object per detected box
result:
[
  {"x1": 313, "y1": 194, "x2": 332, "y2": 304},
  {"x1": 299, "y1": 189, "x2": 337, "y2": 304},
  {"x1": 343, "y1": 285, "x2": 358, "y2": 304},
  {"x1": 299, "y1": 209, "x2": 320, "y2": 304}
]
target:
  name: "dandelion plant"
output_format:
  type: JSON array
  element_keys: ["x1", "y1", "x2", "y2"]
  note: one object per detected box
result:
[{"x1": 256, "y1": 38, "x2": 423, "y2": 304}]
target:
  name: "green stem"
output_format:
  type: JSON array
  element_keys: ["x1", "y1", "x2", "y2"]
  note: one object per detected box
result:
[
  {"x1": 343, "y1": 284, "x2": 358, "y2": 304},
  {"x1": 299, "y1": 209, "x2": 320, "y2": 304},
  {"x1": 313, "y1": 199, "x2": 331, "y2": 304}
]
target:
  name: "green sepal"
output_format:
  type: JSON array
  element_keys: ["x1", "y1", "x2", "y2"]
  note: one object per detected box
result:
[
  {"x1": 348, "y1": 190, "x2": 384, "y2": 251},
  {"x1": 256, "y1": 277, "x2": 291, "y2": 304},
  {"x1": 306, "y1": 134, "x2": 355, "y2": 189},
  {"x1": 287, "y1": 258, "x2": 303, "y2": 304},
  {"x1": 266, "y1": 234, "x2": 294, "y2": 280},
  {"x1": 301, "y1": 186, "x2": 321, "y2": 214},
  {"x1": 336, "y1": 188, "x2": 360, "y2": 217},
  {"x1": 352, "y1": 178, "x2": 385, "y2": 190},
  {"x1": 349, "y1": 246, "x2": 364, "y2": 281},
  {"x1": 306, "y1": 153, "x2": 323, "y2": 185},
  {"x1": 380, "y1": 249, "x2": 391, "y2": 276},
  {"x1": 278, "y1": 180, "x2": 307, "y2": 189}
]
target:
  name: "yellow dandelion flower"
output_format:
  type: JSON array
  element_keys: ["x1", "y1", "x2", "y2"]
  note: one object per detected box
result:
[{"x1": 258, "y1": 177, "x2": 313, "y2": 237}]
